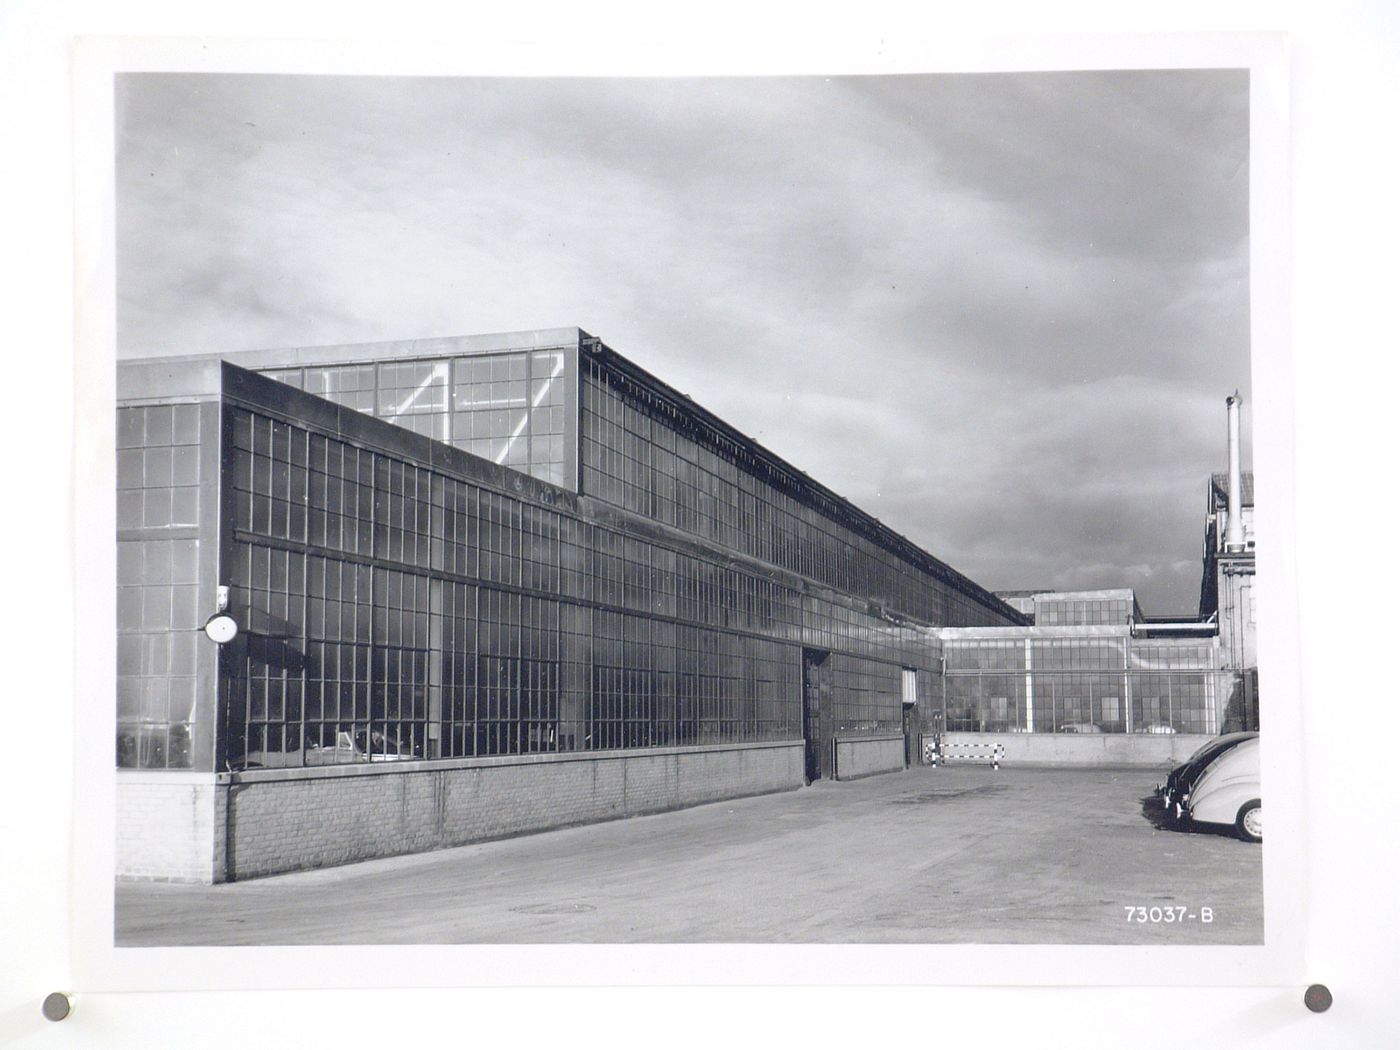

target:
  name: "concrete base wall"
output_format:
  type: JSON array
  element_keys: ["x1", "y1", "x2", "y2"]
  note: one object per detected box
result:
[
  {"x1": 833, "y1": 735, "x2": 905, "y2": 780},
  {"x1": 221, "y1": 741, "x2": 804, "y2": 881},
  {"x1": 116, "y1": 772, "x2": 220, "y2": 882},
  {"x1": 941, "y1": 731, "x2": 1218, "y2": 767}
]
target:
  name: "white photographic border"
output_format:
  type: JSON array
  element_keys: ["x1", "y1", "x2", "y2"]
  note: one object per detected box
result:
[
  {"x1": 71, "y1": 30, "x2": 1298, "y2": 992},
  {"x1": 7, "y1": 4, "x2": 1396, "y2": 1046}
]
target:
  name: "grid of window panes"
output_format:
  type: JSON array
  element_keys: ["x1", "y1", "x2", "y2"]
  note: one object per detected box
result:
[
  {"x1": 944, "y1": 638, "x2": 1025, "y2": 672},
  {"x1": 578, "y1": 360, "x2": 1015, "y2": 627},
  {"x1": 831, "y1": 655, "x2": 904, "y2": 735},
  {"x1": 803, "y1": 596, "x2": 925, "y2": 670},
  {"x1": 303, "y1": 557, "x2": 374, "y2": 762},
  {"x1": 263, "y1": 348, "x2": 573, "y2": 488},
  {"x1": 1128, "y1": 639, "x2": 1221, "y2": 734},
  {"x1": 943, "y1": 635, "x2": 1221, "y2": 734},
  {"x1": 225, "y1": 398, "x2": 942, "y2": 770},
  {"x1": 378, "y1": 359, "x2": 450, "y2": 443},
  {"x1": 116, "y1": 403, "x2": 204, "y2": 769},
  {"x1": 946, "y1": 674, "x2": 1030, "y2": 733},
  {"x1": 454, "y1": 349, "x2": 570, "y2": 485},
  {"x1": 1035, "y1": 596, "x2": 1134, "y2": 626},
  {"x1": 305, "y1": 364, "x2": 378, "y2": 414},
  {"x1": 1032, "y1": 638, "x2": 1124, "y2": 671}
]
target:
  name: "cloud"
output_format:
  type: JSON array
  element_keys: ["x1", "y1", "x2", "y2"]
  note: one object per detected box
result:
[{"x1": 115, "y1": 70, "x2": 1251, "y2": 613}]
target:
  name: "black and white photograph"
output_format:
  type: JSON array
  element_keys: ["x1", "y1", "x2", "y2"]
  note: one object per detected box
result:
[
  {"x1": 7, "y1": 5, "x2": 1399, "y2": 1047},
  {"x1": 109, "y1": 67, "x2": 1266, "y2": 947}
]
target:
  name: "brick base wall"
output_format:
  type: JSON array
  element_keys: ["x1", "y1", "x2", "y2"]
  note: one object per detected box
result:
[
  {"x1": 116, "y1": 772, "x2": 219, "y2": 882},
  {"x1": 940, "y1": 731, "x2": 1218, "y2": 766},
  {"x1": 221, "y1": 741, "x2": 804, "y2": 881},
  {"x1": 833, "y1": 735, "x2": 905, "y2": 780}
]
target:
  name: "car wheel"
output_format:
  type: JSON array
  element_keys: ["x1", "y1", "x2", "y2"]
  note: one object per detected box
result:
[{"x1": 1235, "y1": 799, "x2": 1262, "y2": 843}]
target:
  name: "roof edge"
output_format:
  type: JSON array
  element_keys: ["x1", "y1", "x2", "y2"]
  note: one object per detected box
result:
[{"x1": 580, "y1": 334, "x2": 1028, "y2": 625}]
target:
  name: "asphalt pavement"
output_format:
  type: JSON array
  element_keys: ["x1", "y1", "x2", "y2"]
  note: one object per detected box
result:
[{"x1": 115, "y1": 764, "x2": 1263, "y2": 945}]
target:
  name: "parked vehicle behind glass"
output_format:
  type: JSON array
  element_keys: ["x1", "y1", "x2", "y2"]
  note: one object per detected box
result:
[{"x1": 241, "y1": 727, "x2": 418, "y2": 769}]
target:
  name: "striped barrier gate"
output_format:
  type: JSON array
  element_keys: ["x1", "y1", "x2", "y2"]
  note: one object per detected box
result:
[{"x1": 925, "y1": 740, "x2": 1005, "y2": 769}]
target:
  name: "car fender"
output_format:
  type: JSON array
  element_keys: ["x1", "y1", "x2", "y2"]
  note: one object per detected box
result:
[
  {"x1": 1189, "y1": 738, "x2": 1259, "y2": 796},
  {"x1": 1166, "y1": 732, "x2": 1258, "y2": 805},
  {"x1": 1188, "y1": 778, "x2": 1260, "y2": 827},
  {"x1": 1185, "y1": 737, "x2": 1260, "y2": 824}
]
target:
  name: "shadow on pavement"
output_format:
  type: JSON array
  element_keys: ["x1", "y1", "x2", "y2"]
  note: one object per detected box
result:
[
  {"x1": 1139, "y1": 794, "x2": 1239, "y2": 839},
  {"x1": 889, "y1": 783, "x2": 1010, "y2": 805},
  {"x1": 1140, "y1": 794, "x2": 1182, "y2": 831}
]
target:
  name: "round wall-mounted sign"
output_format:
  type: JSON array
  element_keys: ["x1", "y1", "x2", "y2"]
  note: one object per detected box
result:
[{"x1": 203, "y1": 613, "x2": 239, "y2": 644}]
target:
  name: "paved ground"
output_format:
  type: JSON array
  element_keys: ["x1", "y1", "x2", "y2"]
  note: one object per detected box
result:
[{"x1": 116, "y1": 765, "x2": 1263, "y2": 945}]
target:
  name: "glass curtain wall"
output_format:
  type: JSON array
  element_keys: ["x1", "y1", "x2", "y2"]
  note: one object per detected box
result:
[
  {"x1": 943, "y1": 635, "x2": 1223, "y2": 734},
  {"x1": 116, "y1": 402, "x2": 209, "y2": 768},
  {"x1": 263, "y1": 346, "x2": 574, "y2": 489},
  {"x1": 220, "y1": 395, "x2": 834, "y2": 769},
  {"x1": 578, "y1": 358, "x2": 1016, "y2": 629},
  {"x1": 222, "y1": 346, "x2": 959, "y2": 769},
  {"x1": 1035, "y1": 595, "x2": 1136, "y2": 626}
]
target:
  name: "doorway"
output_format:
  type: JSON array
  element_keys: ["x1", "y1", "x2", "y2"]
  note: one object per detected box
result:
[
  {"x1": 802, "y1": 648, "x2": 833, "y2": 782},
  {"x1": 901, "y1": 667, "x2": 918, "y2": 769}
]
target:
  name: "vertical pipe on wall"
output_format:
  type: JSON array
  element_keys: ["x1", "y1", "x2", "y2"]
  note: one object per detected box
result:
[
  {"x1": 1024, "y1": 638, "x2": 1035, "y2": 733},
  {"x1": 1123, "y1": 635, "x2": 1133, "y2": 735},
  {"x1": 1225, "y1": 392, "x2": 1245, "y2": 552}
]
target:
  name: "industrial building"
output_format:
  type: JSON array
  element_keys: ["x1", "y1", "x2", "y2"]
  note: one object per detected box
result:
[
  {"x1": 933, "y1": 393, "x2": 1259, "y2": 763},
  {"x1": 116, "y1": 329, "x2": 1025, "y2": 882},
  {"x1": 936, "y1": 588, "x2": 1236, "y2": 764},
  {"x1": 115, "y1": 329, "x2": 1256, "y2": 882},
  {"x1": 1200, "y1": 393, "x2": 1258, "y2": 715}
]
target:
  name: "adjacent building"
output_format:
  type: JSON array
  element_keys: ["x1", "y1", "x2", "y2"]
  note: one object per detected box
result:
[
  {"x1": 937, "y1": 587, "x2": 1230, "y2": 764},
  {"x1": 1199, "y1": 391, "x2": 1259, "y2": 730},
  {"x1": 935, "y1": 394, "x2": 1259, "y2": 762}
]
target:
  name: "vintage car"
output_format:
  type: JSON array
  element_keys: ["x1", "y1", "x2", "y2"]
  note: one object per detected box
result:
[
  {"x1": 1184, "y1": 735, "x2": 1261, "y2": 842},
  {"x1": 1157, "y1": 731, "x2": 1257, "y2": 811},
  {"x1": 241, "y1": 728, "x2": 418, "y2": 769}
]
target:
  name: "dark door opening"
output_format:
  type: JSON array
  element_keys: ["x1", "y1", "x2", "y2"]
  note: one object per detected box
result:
[{"x1": 802, "y1": 648, "x2": 832, "y2": 782}]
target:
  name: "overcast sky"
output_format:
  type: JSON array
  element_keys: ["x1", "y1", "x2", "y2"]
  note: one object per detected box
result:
[{"x1": 115, "y1": 70, "x2": 1251, "y2": 615}]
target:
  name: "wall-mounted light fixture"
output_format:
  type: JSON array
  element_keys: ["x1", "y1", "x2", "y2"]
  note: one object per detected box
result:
[{"x1": 203, "y1": 584, "x2": 238, "y2": 644}]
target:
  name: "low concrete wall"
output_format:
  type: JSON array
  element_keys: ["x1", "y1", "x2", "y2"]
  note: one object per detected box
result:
[
  {"x1": 833, "y1": 735, "x2": 905, "y2": 781},
  {"x1": 940, "y1": 731, "x2": 1217, "y2": 767},
  {"x1": 221, "y1": 741, "x2": 804, "y2": 881},
  {"x1": 116, "y1": 772, "x2": 219, "y2": 882}
]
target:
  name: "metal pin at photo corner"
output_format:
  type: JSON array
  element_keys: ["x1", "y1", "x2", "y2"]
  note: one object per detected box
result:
[
  {"x1": 41, "y1": 992, "x2": 71, "y2": 1022},
  {"x1": 1304, "y1": 984, "x2": 1333, "y2": 1013}
]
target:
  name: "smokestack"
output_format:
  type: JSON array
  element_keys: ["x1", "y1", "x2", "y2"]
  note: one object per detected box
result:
[{"x1": 1225, "y1": 392, "x2": 1245, "y2": 551}]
